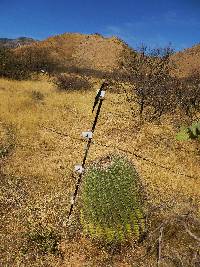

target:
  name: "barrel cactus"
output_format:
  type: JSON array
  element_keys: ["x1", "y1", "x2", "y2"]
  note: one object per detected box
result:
[{"x1": 80, "y1": 155, "x2": 145, "y2": 243}]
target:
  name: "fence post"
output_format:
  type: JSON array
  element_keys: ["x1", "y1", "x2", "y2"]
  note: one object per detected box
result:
[{"x1": 67, "y1": 83, "x2": 107, "y2": 221}]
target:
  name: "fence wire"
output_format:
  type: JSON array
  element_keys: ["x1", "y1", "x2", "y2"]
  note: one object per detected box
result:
[
  {"x1": 41, "y1": 84, "x2": 200, "y2": 221},
  {"x1": 43, "y1": 126, "x2": 199, "y2": 180}
]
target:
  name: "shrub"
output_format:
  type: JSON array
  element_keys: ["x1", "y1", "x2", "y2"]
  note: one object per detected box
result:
[
  {"x1": 23, "y1": 225, "x2": 61, "y2": 255},
  {"x1": 0, "y1": 46, "x2": 59, "y2": 80},
  {"x1": 0, "y1": 47, "x2": 10, "y2": 77},
  {"x1": 80, "y1": 155, "x2": 145, "y2": 244},
  {"x1": 177, "y1": 72, "x2": 200, "y2": 116},
  {"x1": 54, "y1": 73, "x2": 91, "y2": 91},
  {"x1": 0, "y1": 146, "x2": 10, "y2": 158},
  {"x1": 19, "y1": 46, "x2": 59, "y2": 75},
  {"x1": 0, "y1": 47, "x2": 32, "y2": 80},
  {"x1": 126, "y1": 45, "x2": 200, "y2": 121},
  {"x1": 176, "y1": 121, "x2": 200, "y2": 141},
  {"x1": 129, "y1": 45, "x2": 178, "y2": 120},
  {"x1": 31, "y1": 90, "x2": 44, "y2": 101}
]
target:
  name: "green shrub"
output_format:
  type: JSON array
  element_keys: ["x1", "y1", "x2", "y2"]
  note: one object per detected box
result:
[
  {"x1": 80, "y1": 155, "x2": 145, "y2": 244},
  {"x1": 176, "y1": 121, "x2": 200, "y2": 141}
]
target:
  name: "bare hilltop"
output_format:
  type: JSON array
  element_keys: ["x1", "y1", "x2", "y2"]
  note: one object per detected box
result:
[{"x1": 15, "y1": 33, "x2": 134, "y2": 73}]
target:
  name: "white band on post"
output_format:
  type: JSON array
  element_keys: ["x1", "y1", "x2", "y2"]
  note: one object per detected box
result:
[
  {"x1": 74, "y1": 165, "x2": 84, "y2": 174},
  {"x1": 82, "y1": 131, "x2": 93, "y2": 139},
  {"x1": 100, "y1": 90, "x2": 105, "y2": 98},
  {"x1": 70, "y1": 195, "x2": 75, "y2": 205}
]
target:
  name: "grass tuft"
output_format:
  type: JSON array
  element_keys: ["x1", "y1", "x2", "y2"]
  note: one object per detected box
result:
[
  {"x1": 30, "y1": 90, "x2": 45, "y2": 101},
  {"x1": 22, "y1": 225, "x2": 61, "y2": 256}
]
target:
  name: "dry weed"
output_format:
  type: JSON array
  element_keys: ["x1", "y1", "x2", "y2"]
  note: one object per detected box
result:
[{"x1": 0, "y1": 78, "x2": 199, "y2": 266}]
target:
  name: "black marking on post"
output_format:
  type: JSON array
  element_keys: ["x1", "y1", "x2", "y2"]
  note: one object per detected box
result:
[{"x1": 91, "y1": 99, "x2": 103, "y2": 132}]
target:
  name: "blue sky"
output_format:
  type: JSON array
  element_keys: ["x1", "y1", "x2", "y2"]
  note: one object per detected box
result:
[{"x1": 0, "y1": 0, "x2": 200, "y2": 51}]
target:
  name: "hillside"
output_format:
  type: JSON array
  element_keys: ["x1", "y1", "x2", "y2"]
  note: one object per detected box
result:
[
  {"x1": 15, "y1": 33, "x2": 135, "y2": 73},
  {"x1": 171, "y1": 43, "x2": 200, "y2": 77},
  {"x1": 14, "y1": 33, "x2": 200, "y2": 79},
  {"x1": 0, "y1": 78, "x2": 200, "y2": 266},
  {"x1": 1, "y1": 33, "x2": 200, "y2": 266}
]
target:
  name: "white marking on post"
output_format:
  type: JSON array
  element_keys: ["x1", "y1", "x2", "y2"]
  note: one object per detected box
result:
[
  {"x1": 100, "y1": 90, "x2": 105, "y2": 98},
  {"x1": 74, "y1": 165, "x2": 84, "y2": 174},
  {"x1": 82, "y1": 131, "x2": 93, "y2": 139},
  {"x1": 70, "y1": 195, "x2": 75, "y2": 205}
]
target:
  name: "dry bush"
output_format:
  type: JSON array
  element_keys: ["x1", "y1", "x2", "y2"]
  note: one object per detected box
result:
[
  {"x1": 177, "y1": 72, "x2": 200, "y2": 117},
  {"x1": 64, "y1": 65, "x2": 106, "y2": 78},
  {"x1": 64, "y1": 65, "x2": 127, "y2": 83},
  {"x1": 124, "y1": 45, "x2": 200, "y2": 122},
  {"x1": 0, "y1": 46, "x2": 60, "y2": 80},
  {"x1": 54, "y1": 73, "x2": 91, "y2": 91},
  {"x1": 0, "y1": 47, "x2": 32, "y2": 80},
  {"x1": 30, "y1": 90, "x2": 45, "y2": 101},
  {"x1": 0, "y1": 123, "x2": 15, "y2": 160},
  {"x1": 17, "y1": 45, "x2": 60, "y2": 75}
]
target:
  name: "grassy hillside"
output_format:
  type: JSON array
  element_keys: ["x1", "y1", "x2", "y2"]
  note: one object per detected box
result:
[
  {"x1": 5, "y1": 33, "x2": 200, "y2": 80},
  {"x1": 15, "y1": 33, "x2": 134, "y2": 74},
  {"x1": 170, "y1": 43, "x2": 200, "y2": 77},
  {"x1": 0, "y1": 77, "x2": 200, "y2": 266}
]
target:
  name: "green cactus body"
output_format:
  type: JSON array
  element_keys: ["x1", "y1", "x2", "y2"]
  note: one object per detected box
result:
[{"x1": 80, "y1": 156, "x2": 145, "y2": 243}]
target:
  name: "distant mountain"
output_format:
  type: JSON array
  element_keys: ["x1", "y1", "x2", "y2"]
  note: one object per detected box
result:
[{"x1": 0, "y1": 37, "x2": 36, "y2": 48}]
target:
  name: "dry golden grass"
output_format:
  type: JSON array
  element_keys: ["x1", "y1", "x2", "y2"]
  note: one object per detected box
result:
[{"x1": 0, "y1": 77, "x2": 200, "y2": 266}]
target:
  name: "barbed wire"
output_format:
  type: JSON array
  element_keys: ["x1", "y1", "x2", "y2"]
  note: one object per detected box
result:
[
  {"x1": 40, "y1": 82, "x2": 200, "y2": 223},
  {"x1": 121, "y1": 85, "x2": 200, "y2": 176},
  {"x1": 42, "y1": 126, "x2": 199, "y2": 180}
]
